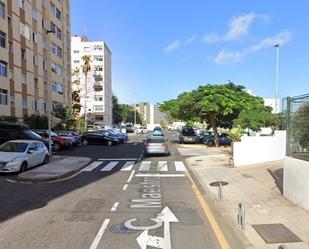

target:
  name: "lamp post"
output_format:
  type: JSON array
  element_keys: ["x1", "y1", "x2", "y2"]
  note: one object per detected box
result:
[
  {"x1": 134, "y1": 92, "x2": 137, "y2": 127},
  {"x1": 274, "y1": 43, "x2": 280, "y2": 113},
  {"x1": 46, "y1": 29, "x2": 55, "y2": 157}
]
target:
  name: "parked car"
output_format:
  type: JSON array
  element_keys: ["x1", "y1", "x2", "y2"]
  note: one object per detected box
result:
[
  {"x1": 144, "y1": 136, "x2": 169, "y2": 156},
  {"x1": 125, "y1": 124, "x2": 134, "y2": 133},
  {"x1": 82, "y1": 131, "x2": 119, "y2": 145},
  {"x1": 53, "y1": 130, "x2": 81, "y2": 145},
  {"x1": 203, "y1": 134, "x2": 231, "y2": 146},
  {"x1": 0, "y1": 140, "x2": 50, "y2": 173},
  {"x1": 104, "y1": 129, "x2": 128, "y2": 143},
  {"x1": 179, "y1": 126, "x2": 200, "y2": 144},
  {"x1": 136, "y1": 127, "x2": 148, "y2": 134},
  {"x1": 152, "y1": 129, "x2": 164, "y2": 137},
  {"x1": 0, "y1": 122, "x2": 52, "y2": 148},
  {"x1": 33, "y1": 129, "x2": 72, "y2": 151}
]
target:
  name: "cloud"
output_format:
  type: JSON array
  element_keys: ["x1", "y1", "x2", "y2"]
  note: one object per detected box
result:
[
  {"x1": 164, "y1": 40, "x2": 181, "y2": 53},
  {"x1": 203, "y1": 12, "x2": 267, "y2": 43},
  {"x1": 186, "y1": 35, "x2": 196, "y2": 44},
  {"x1": 213, "y1": 30, "x2": 292, "y2": 65}
]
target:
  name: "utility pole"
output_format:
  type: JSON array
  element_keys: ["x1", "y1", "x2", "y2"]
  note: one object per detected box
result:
[{"x1": 274, "y1": 43, "x2": 280, "y2": 113}]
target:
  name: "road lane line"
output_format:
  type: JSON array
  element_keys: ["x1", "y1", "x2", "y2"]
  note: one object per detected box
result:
[
  {"x1": 98, "y1": 158, "x2": 137, "y2": 161},
  {"x1": 185, "y1": 171, "x2": 232, "y2": 249},
  {"x1": 101, "y1": 161, "x2": 118, "y2": 171},
  {"x1": 89, "y1": 218, "x2": 110, "y2": 249},
  {"x1": 158, "y1": 161, "x2": 168, "y2": 171},
  {"x1": 175, "y1": 161, "x2": 187, "y2": 172},
  {"x1": 122, "y1": 184, "x2": 128, "y2": 190},
  {"x1": 139, "y1": 161, "x2": 151, "y2": 171},
  {"x1": 127, "y1": 170, "x2": 135, "y2": 183},
  {"x1": 135, "y1": 173, "x2": 185, "y2": 178},
  {"x1": 111, "y1": 202, "x2": 119, "y2": 212},
  {"x1": 121, "y1": 161, "x2": 135, "y2": 171},
  {"x1": 82, "y1": 161, "x2": 102, "y2": 171}
]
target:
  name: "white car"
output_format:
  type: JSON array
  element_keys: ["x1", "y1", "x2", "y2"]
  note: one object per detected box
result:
[
  {"x1": 0, "y1": 140, "x2": 50, "y2": 173},
  {"x1": 136, "y1": 127, "x2": 148, "y2": 134}
]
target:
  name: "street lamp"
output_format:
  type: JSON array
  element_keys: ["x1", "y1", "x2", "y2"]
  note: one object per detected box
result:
[
  {"x1": 134, "y1": 92, "x2": 137, "y2": 127},
  {"x1": 274, "y1": 43, "x2": 280, "y2": 113},
  {"x1": 46, "y1": 29, "x2": 55, "y2": 157}
]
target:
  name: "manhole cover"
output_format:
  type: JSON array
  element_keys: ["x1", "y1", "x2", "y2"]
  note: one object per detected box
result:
[
  {"x1": 109, "y1": 224, "x2": 139, "y2": 234},
  {"x1": 252, "y1": 223, "x2": 302, "y2": 243},
  {"x1": 209, "y1": 181, "x2": 229, "y2": 186}
]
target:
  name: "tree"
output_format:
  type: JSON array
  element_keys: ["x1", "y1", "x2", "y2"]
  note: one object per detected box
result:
[
  {"x1": 291, "y1": 103, "x2": 309, "y2": 151},
  {"x1": 81, "y1": 55, "x2": 91, "y2": 128},
  {"x1": 0, "y1": 116, "x2": 18, "y2": 123},
  {"x1": 52, "y1": 106, "x2": 75, "y2": 130},
  {"x1": 112, "y1": 96, "x2": 123, "y2": 124},
  {"x1": 24, "y1": 114, "x2": 48, "y2": 129},
  {"x1": 72, "y1": 90, "x2": 81, "y2": 114}
]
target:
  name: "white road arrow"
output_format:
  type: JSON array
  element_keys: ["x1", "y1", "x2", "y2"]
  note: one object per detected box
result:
[{"x1": 136, "y1": 206, "x2": 179, "y2": 249}]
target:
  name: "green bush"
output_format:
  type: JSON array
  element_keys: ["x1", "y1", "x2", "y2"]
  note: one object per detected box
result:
[{"x1": 0, "y1": 116, "x2": 18, "y2": 123}]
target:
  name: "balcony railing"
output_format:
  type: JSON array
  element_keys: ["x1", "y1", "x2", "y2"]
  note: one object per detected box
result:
[{"x1": 94, "y1": 83, "x2": 103, "y2": 91}]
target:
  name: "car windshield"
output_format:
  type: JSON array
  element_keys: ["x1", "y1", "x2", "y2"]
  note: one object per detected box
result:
[
  {"x1": 182, "y1": 128, "x2": 196, "y2": 136},
  {"x1": 153, "y1": 130, "x2": 164, "y2": 136},
  {"x1": 23, "y1": 130, "x2": 42, "y2": 139},
  {"x1": 0, "y1": 142, "x2": 28, "y2": 153},
  {"x1": 147, "y1": 138, "x2": 165, "y2": 143}
]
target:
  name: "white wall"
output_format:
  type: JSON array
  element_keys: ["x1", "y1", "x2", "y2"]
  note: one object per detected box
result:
[
  {"x1": 284, "y1": 157, "x2": 309, "y2": 211},
  {"x1": 233, "y1": 130, "x2": 286, "y2": 167}
]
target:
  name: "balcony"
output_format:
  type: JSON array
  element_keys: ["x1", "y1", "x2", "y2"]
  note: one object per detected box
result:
[
  {"x1": 93, "y1": 74, "x2": 103, "y2": 82},
  {"x1": 94, "y1": 83, "x2": 103, "y2": 91}
]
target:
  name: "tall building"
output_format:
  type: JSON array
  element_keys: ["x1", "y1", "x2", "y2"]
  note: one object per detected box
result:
[
  {"x1": 135, "y1": 102, "x2": 167, "y2": 125},
  {"x1": 0, "y1": 0, "x2": 71, "y2": 120},
  {"x1": 71, "y1": 35, "x2": 112, "y2": 127}
]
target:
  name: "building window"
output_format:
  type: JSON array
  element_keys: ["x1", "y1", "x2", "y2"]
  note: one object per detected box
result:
[
  {"x1": 94, "y1": 65, "x2": 103, "y2": 71},
  {"x1": 0, "y1": 1, "x2": 5, "y2": 19},
  {"x1": 51, "y1": 42, "x2": 56, "y2": 54},
  {"x1": 43, "y1": 39, "x2": 47, "y2": 50},
  {"x1": 19, "y1": 0, "x2": 25, "y2": 9},
  {"x1": 32, "y1": 10, "x2": 37, "y2": 21},
  {"x1": 21, "y1": 49, "x2": 26, "y2": 60},
  {"x1": 73, "y1": 50, "x2": 79, "y2": 53},
  {"x1": 22, "y1": 98, "x2": 27, "y2": 108},
  {"x1": 56, "y1": 47, "x2": 62, "y2": 58},
  {"x1": 93, "y1": 56, "x2": 103, "y2": 62},
  {"x1": 94, "y1": 95, "x2": 103, "y2": 101},
  {"x1": 42, "y1": 18, "x2": 46, "y2": 29},
  {"x1": 50, "y1": 22, "x2": 56, "y2": 33},
  {"x1": 56, "y1": 27, "x2": 61, "y2": 40},
  {"x1": 73, "y1": 60, "x2": 80, "y2": 64},
  {"x1": 52, "y1": 82, "x2": 57, "y2": 92},
  {"x1": 34, "y1": 78, "x2": 38, "y2": 89},
  {"x1": 94, "y1": 45, "x2": 103, "y2": 51},
  {"x1": 32, "y1": 32, "x2": 38, "y2": 43},
  {"x1": 33, "y1": 55, "x2": 38, "y2": 66},
  {"x1": 0, "y1": 30, "x2": 6, "y2": 48},
  {"x1": 56, "y1": 8, "x2": 61, "y2": 21},
  {"x1": 57, "y1": 84, "x2": 63, "y2": 94},
  {"x1": 0, "y1": 61, "x2": 7, "y2": 77},
  {"x1": 94, "y1": 105, "x2": 104, "y2": 112},
  {"x1": 51, "y1": 62, "x2": 62, "y2": 76},
  {"x1": 50, "y1": 2, "x2": 56, "y2": 15},
  {"x1": 0, "y1": 89, "x2": 7, "y2": 105},
  {"x1": 43, "y1": 101, "x2": 47, "y2": 111},
  {"x1": 43, "y1": 60, "x2": 48, "y2": 70}
]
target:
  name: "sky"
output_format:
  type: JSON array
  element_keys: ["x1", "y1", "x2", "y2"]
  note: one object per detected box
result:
[{"x1": 72, "y1": 0, "x2": 309, "y2": 104}]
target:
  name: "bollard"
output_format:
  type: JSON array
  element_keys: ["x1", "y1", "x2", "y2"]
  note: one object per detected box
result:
[
  {"x1": 237, "y1": 203, "x2": 245, "y2": 230},
  {"x1": 218, "y1": 182, "x2": 223, "y2": 201},
  {"x1": 278, "y1": 245, "x2": 288, "y2": 249}
]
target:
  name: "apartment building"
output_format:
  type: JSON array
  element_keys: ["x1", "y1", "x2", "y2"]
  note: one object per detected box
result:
[
  {"x1": 71, "y1": 35, "x2": 112, "y2": 127},
  {"x1": 135, "y1": 102, "x2": 167, "y2": 125},
  {"x1": 0, "y1": 0, "x2": 71, "y2": 120}
]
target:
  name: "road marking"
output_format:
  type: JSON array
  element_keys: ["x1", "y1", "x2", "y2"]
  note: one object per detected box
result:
[
  {"x1": 122, "y1": 184, "x2": 128, "y2": 190},
  {"x1": 175, "y1": 161, "x2": 187, "y2": 171},
  {"x1": 185, "y1": 171, "x2": 232, "y2": 249},
  {"x1": 111, "y1": 202, "x2": 119, "y2": 212},
  {"x1": 133, "y1": 143, "x2": 137, "y2": 146},
  {"x1": 158, "y1": 161, "x2": 168, "y2": 171},
  {"x1": 139, "y1": 161, "x2": 151, "y2": 171},
  {"x1": 101, "y1": 161, "x2": 118, "y2": 171},
  {"x1": 82, "y1": 161, "x2": 102, "y2": 171},
  {"x1": 89, "y1": 218, "x2": 110, "y2": 249},
  {"x1": 127, "y1": 170, "x2": 135, "y2": 183},
  {"x1": 138, "y1": 153, "x2": 143, "y2": 161},
  {"x1": 121, "y1": 161, "x2": 135, "y2": 171},
  {"x1": 135, "y1": 173, "x2": 185, "y2": 178},
  {"x1": 98, "y1": 158, "x2": 138, "y2": 161}
]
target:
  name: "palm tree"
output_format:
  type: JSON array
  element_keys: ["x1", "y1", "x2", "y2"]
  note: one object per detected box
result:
[{"x1": 81, "y1": 55, "x2": 91, "y2": 130}]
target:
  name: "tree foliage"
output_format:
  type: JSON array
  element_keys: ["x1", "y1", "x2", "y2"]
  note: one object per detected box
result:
[
  {"x1": 24, "y1": 114, "x2": 48, "y2": 129},
  {"x1": 292, "y1": 103, "x2": 309, "y2": 150},
  {"x1": 0, "y1": 116, "x2": 18, "y2": 123},
  {"x1": 52, "y1": 106, "x2": 76, "y2": 130}
]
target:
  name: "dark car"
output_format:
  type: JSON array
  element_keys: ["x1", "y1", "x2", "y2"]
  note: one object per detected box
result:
[
  {"x1": 0, "y1": 122, "x2": 52, "y2": 148},
  {"x1": 33, "y1": 129, "x2": 72, "y2": 151},
  {"x1": 105, "y1": 129, "x2": 128, "y2": 143},
  {"x1": 179, "y1": 126, "x2": 200, "y2": 144},
  {"x1": 53, "y1": 130, "x2": 81, "y2": 145},
  {"x1": 82, "y1": 131, "x2": 119, "y2": 145},
  {"x1": 203, "y1": 134, "x2": 231, "y2": 146},
  {"x1": 125, "y1": 124, "x2": 134, "y2": 133}
]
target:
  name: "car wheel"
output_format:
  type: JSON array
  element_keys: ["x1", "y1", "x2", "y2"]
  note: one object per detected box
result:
[
  {"x1": 82, "y1": 139, "x2": 88, "y2": 146},
  {"x1": 20, "y1": 162, "x2": 28, "y2": 172},
  {"x1": 208, "y1": 140, "x2": 214, "y2": 146},
  {"x1": 43, "y1": 155, "x2": 50, "y2": 164},
  {"x1": 107, "y1": 141, "x2": 112, "y2": 146},
  {"x1": 54, "y1": 142, "x2": 61, "y2": 151}
]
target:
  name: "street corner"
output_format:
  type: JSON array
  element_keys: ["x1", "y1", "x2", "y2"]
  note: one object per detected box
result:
[{"x1": 16, "y1": 156, "x2": 92, "y2": 183}]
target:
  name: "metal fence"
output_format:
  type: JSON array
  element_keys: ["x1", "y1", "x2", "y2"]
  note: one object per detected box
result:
[{"x1": 282, "y1": 93, "x2": 309, "y2": 161}]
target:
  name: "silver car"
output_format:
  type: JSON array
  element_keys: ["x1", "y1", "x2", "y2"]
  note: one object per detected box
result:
[
  {"x1": 0, "y1": 140, "x2": 50, "y2": 173},
  {"x1": 144, "y1": 136, "x2": 169, "y2": 156}
]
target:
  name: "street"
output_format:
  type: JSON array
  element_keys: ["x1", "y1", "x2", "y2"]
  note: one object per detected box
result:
[{"x1": 0, "y1": 132, "x2": 226, "y2": 249}]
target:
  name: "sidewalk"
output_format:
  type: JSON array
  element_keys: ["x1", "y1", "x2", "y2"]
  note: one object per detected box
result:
[
  {"x1": 18, "y1": 155, "x2": 91, "y2": 182},
  {"x1": 187, "y1": 153, "x2": 309, "y2": 249}
]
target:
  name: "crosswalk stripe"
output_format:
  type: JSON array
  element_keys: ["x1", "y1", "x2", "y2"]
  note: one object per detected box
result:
[
  {"x1": 175, "y1": 161, "x2": 187, "y2": 171},
  {"x1": 139, "y1": 161, "x2": 151, "y2": 171},
  {"x1": 101, "y1": 161, "x2": 119, "y2": 171},
  {"x1": 82, "y1": 161, "x2": 102, "y2": 171},
  {"x1": 158, "y1": 161, "x2": 168, "y2": 171},
  {"x1": 121, "y1": 161, "x2": 135, "y2": 171}
]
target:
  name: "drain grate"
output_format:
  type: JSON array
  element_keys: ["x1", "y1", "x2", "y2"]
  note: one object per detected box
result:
[
  {"x1": 209, "y1": 181, "x2": 229, "y2": 187},
  {"x1": 109, "y1": 223, "x2": 139, "y2": 235},
  {"x1": 252, "y1": 223, "x2": 302, "y2": 243}
]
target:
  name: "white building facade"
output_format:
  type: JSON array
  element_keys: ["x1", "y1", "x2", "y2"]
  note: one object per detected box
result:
[{"x1": 71, "y1": 36, "x2": 112, "y2": 127}]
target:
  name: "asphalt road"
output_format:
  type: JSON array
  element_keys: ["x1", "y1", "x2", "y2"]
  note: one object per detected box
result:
[{"x1": 0, "y1": 132, "x2": 223, "y2": 249}]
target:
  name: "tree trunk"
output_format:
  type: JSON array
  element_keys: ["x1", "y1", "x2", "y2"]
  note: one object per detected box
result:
[
  {"x1": 84, "y1": 72, "x2": 88, "y2": 131},
  {"x1": 209, "y1": 114, "x2": 219, "y2": 147}
]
